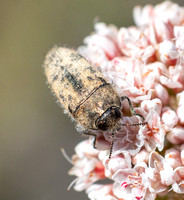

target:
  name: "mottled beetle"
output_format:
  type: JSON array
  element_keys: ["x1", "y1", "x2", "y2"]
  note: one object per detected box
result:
[{"x1": 44, "y1": 46, "x2": 147, "y2": 158}]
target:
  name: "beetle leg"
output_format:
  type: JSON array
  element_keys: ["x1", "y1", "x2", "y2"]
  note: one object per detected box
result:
[
  {"x1": 83, "y1": 131, "x2": 97, "y2": 148},
  {"x1": 121, "y1": 96, "x2": 145, "y2": 121}
]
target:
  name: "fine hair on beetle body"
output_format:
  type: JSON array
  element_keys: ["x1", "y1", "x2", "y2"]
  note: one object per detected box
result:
[{"x1": 44, "y1": 46, "x2": 147, "y2": 159}]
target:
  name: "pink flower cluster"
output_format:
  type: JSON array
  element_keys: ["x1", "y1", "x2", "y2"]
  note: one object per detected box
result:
[{"x1": 66, "y1": 1, "x2": 184, "y2": 199}]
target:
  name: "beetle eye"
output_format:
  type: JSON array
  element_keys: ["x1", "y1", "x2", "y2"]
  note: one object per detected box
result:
[
  {"x1": 97, "y1": 121, "x2": 108, "y2": 131},
  {"x1": 95, "y1": 107, "x2": 121, "y2": 131}
]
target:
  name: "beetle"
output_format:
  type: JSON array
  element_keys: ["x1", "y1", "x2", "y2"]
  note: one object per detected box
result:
[{"x1": 44, "y1": 46, "x2": 147, "y2": 158}]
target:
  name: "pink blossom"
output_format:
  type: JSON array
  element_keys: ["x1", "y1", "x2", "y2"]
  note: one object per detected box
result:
[
  {"x1": 112, "y1": 163, "x2": 156, "y2": 200},
  {"x1": 86, "y1": 184, "x2": 119, "y2": 200},
  {"x1": 172, "y1": 166, "x2": 184, "y2": 193},
  {"x1": 64, "y1": 1, "x2": 184, "y2": 199},
  {"x1": 177, "y1": 91, "x2": 184, "y2": 124},
  {"x1": 117, "y1": 27, "x2": 153, "y2": 61},
  {"x1": 141, "y1": 98, "x2": 162, "y2": 116},
  {"x1": 161, "y1": 106, "x2": 178, "y2": 131},
  {"x1": 78, "y1": 22, "x2": 121, "y2": 67},
  {"x1": 180, "y1": 144, "x2": 184, "y2": 165},
  {"x1": 67, "y1": 140, "x2": 105, "y2": 191},
  {"x1": 101, "y1": 57, "x2": 152, "y2": 104},
  {"x1": 177, "y1": 106, "x2": 184, "y2": 122},
  {"x1": 160, "y1": 64, "x2": 184, "y2": 92},
  {"x1": 146, "y1": 152, "x2": 174, "y2": 193},
  {"x1": 142, "y1": 61, "x2": 168, "y2": 84},
  {"x1": 165, "y1": 148, "x2": 182, "y2": 169},
  {"x1": 153, "y1": 83, "x2": 169, "y2": 105},
  {"x1": 167, "y1": 126, "x2": 184, "y2": 144},
  {"x1": 156, "y1": 40, "x2": 178, "y2": 65},
  {"x1": 134, "y1": 1, "x2": 184, "y2": 42},
  {"x1": 174, "y1": 26, "x2": 184, "y2": 50},
  {"x1": 140, "y1": 100, "x2": 166, "y2": 151},
  {"x1": 133, "y1": 4, "x2": 154, "y2": 28},
  {"x1": 132, "y1": 149, "x2": 149, "y2": 165},
  {"x1": 102, "y1": 116, "x2": 144, "y2": 156},
  {"x1": 103, "y1": 151, "x2": 132, "y2": 177}
]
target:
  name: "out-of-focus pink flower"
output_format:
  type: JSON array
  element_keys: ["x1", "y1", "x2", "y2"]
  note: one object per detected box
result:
[
  {"x1": 177, "y1": 105, "x2": 184, "y2": 124},
  {"x1": 157, "y1": 40, "x2": 178, "y2": 66},
  {"x1": 180, "y1": 144, "x2": 184, "y2": 165},
  {"x1": 134, "y1": 1, "x2": 184, "y2": 42},
  {"x1": 117, "y1": 27, "x2": 155, "y2": 62},
  {"x1": 78, "y1": 22, "x2": 121, "y2": 67},
  {"x1": 174, "y1": 26, "x2": 184, "y2": 50},
  {"x1": 68, "y1": 140, "x2": 105, "y2": 191},
  {"x1": 86, "y1": 184, "x2": 119, "y2": 200}
]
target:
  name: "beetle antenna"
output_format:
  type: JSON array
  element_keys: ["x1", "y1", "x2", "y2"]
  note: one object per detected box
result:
[
  {"x1": 121, "y1": 122, "x2": 148, "y2": 126},
  {"x1": 109, "y1": 122, "x2": 147, "y2": 159},
  {"x1": 109, "y1": 132, "x2": 115, "y2": 159}
]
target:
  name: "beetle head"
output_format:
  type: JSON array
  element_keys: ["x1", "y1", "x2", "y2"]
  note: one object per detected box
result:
[{"x1": 95, "y1": 107, "x2": 122, "y2": 131}]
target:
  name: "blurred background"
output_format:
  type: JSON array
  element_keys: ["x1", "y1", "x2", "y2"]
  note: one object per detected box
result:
[{"x1": 1, "y1": 0, "x2": 184, "y2": 199}]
